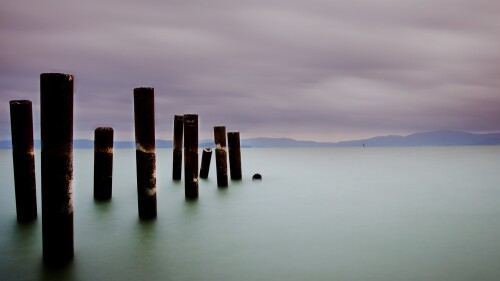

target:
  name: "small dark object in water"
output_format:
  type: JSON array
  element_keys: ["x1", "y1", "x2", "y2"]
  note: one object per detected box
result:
[{"x1": 252, "y1": 173, "x2": 262, "y2": 180}]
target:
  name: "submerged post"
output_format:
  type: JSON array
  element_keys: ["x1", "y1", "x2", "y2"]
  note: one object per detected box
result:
[
  {"x1": 214, "y1": 126, "x2": 228, "y2": 187},
  {"x1": 172, "y1": 115, "x2": 184, "y2": 180},
  {"x1": 9, "y1": 100, "x2": 37, "y2": 222},
  {"x1": 40, "y1": 73, "x2": 74, "y2": 266},
  {"x1": 184, "y1": 114, "x2": 198, "y2": 199},
  {"x1": 227, "y1": 132, "x2": 242, "y2": 180},
  {"x1": 134, "y1": 88, "x2": 157, "y2": 219},
  {"x1": 94, "y1": 127, "x2": 114, "y2": 200},
  {"x1": 199, "y1": 148, "x2": 212, "y2": 179}
]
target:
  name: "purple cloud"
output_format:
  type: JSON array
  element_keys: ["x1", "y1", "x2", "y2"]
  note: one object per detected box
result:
[{"x1": 1, "y1": 0, "x2": 499, "y2": 141}]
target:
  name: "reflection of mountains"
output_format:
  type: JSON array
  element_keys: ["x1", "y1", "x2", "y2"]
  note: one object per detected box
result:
[{"x1": 1, "y1": 130, "x2": 500, "y2": 149}]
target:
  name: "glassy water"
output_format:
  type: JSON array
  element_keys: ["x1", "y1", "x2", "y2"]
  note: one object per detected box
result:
[{"x1": 1, "y1": 147, "x2": 500, "y2": 281}]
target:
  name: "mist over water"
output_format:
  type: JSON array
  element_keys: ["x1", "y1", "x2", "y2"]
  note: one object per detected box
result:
[{"x1": 1, "y1": 147, "x2": 500, "y2": 281}]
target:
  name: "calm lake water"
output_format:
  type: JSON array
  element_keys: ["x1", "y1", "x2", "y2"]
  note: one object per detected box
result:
[{"x1": 1, "y1": 147, "x2": 500, "y2": 281}]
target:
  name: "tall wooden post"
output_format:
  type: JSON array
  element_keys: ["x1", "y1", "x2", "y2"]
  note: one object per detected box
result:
[
  {"x1": 227, "y1": 132, "x2": 242, "y2": 180},
  {"x1": 199, "y1": 148, "x2": 212, "y2": 179},
  {"x1": 172, "y1": 115, "x2": 183, "y2": 180},
  {"x1": 184, "y1": 114, "x2": 198, "y2": 199},
  {"x1": 214, "y1": 126, "x2": 228, "y2": 187},
  {"x1": 40, "y1": 73, "x2": 74, "y2": 266},
  {"x1": 9, "y1": 100, "x2": 37, "y2": 222},
  {"x1": 94, "y1": 127, "x2": 114, "y2": 200},
  {"x1": 134, "y1": 88, "x2": 157, "y2": 219}
]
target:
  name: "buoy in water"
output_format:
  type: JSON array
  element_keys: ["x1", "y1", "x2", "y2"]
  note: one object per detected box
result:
[{"x1": 252, "y1": 173, "x2": 262, "y2": 180}]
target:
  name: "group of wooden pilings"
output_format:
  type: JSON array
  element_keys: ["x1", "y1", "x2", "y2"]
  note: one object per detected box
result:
[
  {"x1": 212, "y1": 126, "x2": 243, "y2": 186},
  {"x1": 8, "y1": 73, "x2": 243, "y2": 267},
  {"x1": 9, "y1": 73, "x2": 75, "y2": 266},
  {"x1": 172, "y1": 117, "x2": 242, "y2": 189}
]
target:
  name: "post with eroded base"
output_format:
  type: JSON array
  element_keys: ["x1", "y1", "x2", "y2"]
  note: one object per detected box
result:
[
  {"x1": 172, "y1": 115, "x2": 184, "y2": 180},
  {"x1": 227, "y1": 132, "x2": 242, "y2": 180},
  {"x1": 94, "y1": 127, "x2": 114, "y2": 200},
  {"x1": 134, "y1": 88, "x2": 157, "y2": 219},
  {"x1": 9, "y1": 100, "x2": 37, "y2": 222},
  {"x1": 184, "y1": 114, "x2": 198, "y2": 199},
  {"x1": 214, "y1": 126, "x2": 228, "y2": 187},
  {"x1": 40, "y1": 73, "x2": 74, "y2": 266},
  {"x1": 199, "y1": 148, "x2": 212, "y2": 179}
]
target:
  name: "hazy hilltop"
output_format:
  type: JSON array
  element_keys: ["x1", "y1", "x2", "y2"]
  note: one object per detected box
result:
[{"x1": 1, "y1": 130, "x2": 500, "y2": 149}]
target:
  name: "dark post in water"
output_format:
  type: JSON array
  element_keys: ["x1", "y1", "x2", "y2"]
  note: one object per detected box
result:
[
  {"x1": 9, "y1": 100, "x2": 37, "y2": 222},
  {"x1": 184, "y1": 114, "x2": 198, "y2": 199},
  {"x1": 40, "y1": 73, "x2": 74, "y2": 266},
  {"x1": 227, "y1": 132, "x2": 242, "y2": 180},
  {"x1": 134, "y1": 88, "x2": 157, "y2": 219},
  {"x1": 199, "y1": 148, "x2": 212, "y2": 179},
  {"x1": 172, "y1": 115, "x2": 184, "y2": 180},
  {"x1": 94, "y1": 127, "x2": 114, "y2": 200},
  {"x1": 214, "y1": 126, "x2": 228, "y2": 187}
]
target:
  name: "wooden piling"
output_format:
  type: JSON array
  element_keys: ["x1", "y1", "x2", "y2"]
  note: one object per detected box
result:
[
  {"x1": 9, "y1": 100, "x2": 37, "y2": 222},
  {"x1": 93, "y1": 127, "x2": 114, "y2": 200},
  {"x1": 214, "y1": 126, "x2": 228, "y2": 187},
  {"x1": 134, "y1": 88, "x2": 157, "y2": 219},
  {"x1": 183, "y1": 114, "x2": 198, "y2": 199},
  {"x1": 199, "y1": 148, "x2": 212, "y2": 179},
  {"x1": 172, "y1": 115, "x2": 184, "y2": 180},
  {"x1": 227, "y1": 132, "x2": 242, "y2": 180},
  {"x1": 40, "y1": 73, "x2": 74, "y2": 266}
]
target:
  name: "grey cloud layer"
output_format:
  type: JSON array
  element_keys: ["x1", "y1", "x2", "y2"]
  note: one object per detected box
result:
[{"x1": 1, "y1": 0, "x2": 499, "y2": 141}]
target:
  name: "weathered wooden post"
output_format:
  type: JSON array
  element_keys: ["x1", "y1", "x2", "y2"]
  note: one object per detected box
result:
[
  {"x1": 9, "y1": 100, "x2": 37, "y2": 222},
  {"x1": 134, "y1": 87, "x2": 157, "y2": 219},
  {"x1": 199, "y1": 148, "x2": 212, "y2": 179},
  {"x1": 172, "y1": 115, "x2": 183, "y2": 180},
  {"x1": 227, "y1": 132, "x2": 242, "y2": 180},
  {"x1": 183, "y1": 114, "x2": 198, "y2": 199},
  {"x1": 214, "y1": 126, "x2": 228, "y2": 187},
  {"x1": 40, "y1": 73, "x2": 74, "y2": 266},
  {"x1": 94, "y1": 127, "x2": 114, "y2": 200}
]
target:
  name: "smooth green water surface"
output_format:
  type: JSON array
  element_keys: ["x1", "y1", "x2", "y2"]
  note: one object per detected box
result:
[{"x1": 1, "y1": 147, "x2": 500, "y2": 281}]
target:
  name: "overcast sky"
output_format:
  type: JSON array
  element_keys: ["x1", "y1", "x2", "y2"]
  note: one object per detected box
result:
[{"x1": 1, "y1": 0, "x2": 499, "y2": 141}]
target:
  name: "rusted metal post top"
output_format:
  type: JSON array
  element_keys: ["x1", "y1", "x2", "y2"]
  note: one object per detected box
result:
[
  {"x1": 95, "y1": 127, "x2": 113, "y2": 133},
  {"x1": 10, "y1": 100, "x2": 32, "y2": 105}
]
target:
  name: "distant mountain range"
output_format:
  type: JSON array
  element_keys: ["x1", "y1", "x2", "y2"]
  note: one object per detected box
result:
[
  {"x1": 236, "y1": 131, "x2": 500, "y2": 147},
  {"x1": 1, "y1": 131, "x2": 500, "y2": 149},
  {"x1": 332, "y1": 130, "x2": 500, "y2": 147}
]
